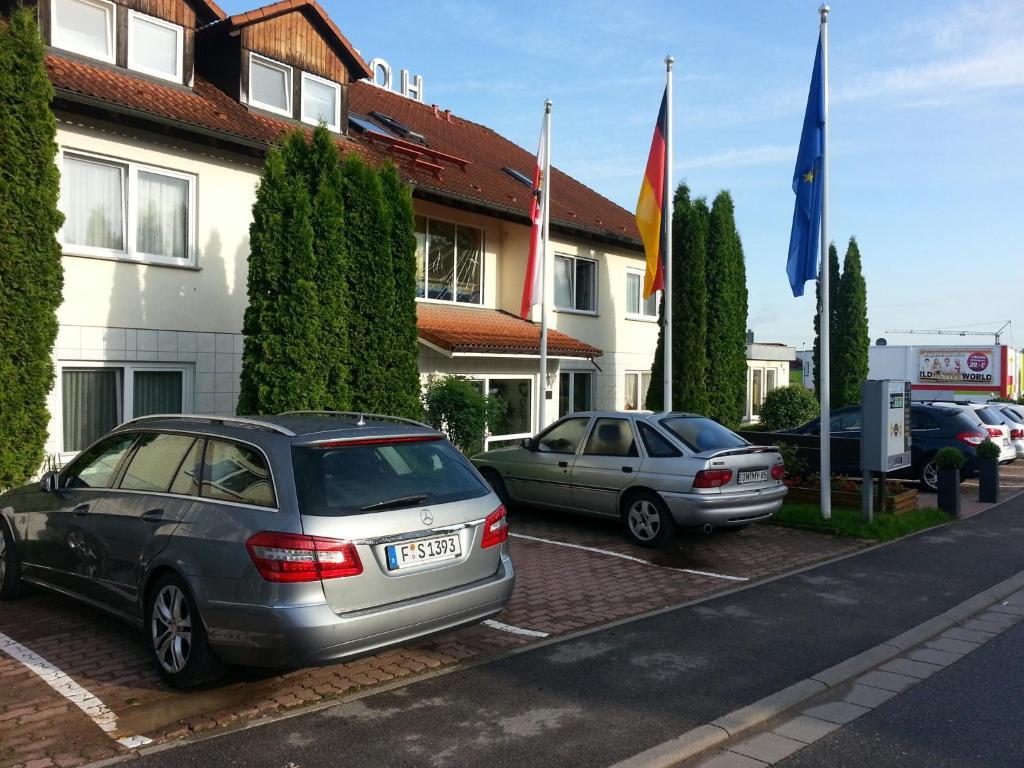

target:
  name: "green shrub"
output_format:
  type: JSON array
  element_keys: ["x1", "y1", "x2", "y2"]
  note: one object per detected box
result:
[
  {"x1": 759, "y1": 385, "x2": 820, "y2": 431},
  {"x1": 935, "y1": 446, "x2": 966, "y2": 471},
  {"x1": 0, "y1": 8, "x2": 65, "y2": 488},
  {"x1": 776, "y1": 441, "x2": 806, "y2": 479},
  {"x1": 976, "y1": 439, "x2": 1001, "y2": 461},
  {"x1": 423, "y1": 377, "x2": 489, "y2": 455}
]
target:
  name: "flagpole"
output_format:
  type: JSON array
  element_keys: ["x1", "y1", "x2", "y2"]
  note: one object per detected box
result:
[
  {"x1": 663, "y1": 55, "x2": 674, "y2": 412},
  {"x1": 818, "y1": 5, "x2": 831, "y2": 519},
  {"x1": 538, "y1": 99, "x2": 552, "y2": 430}
]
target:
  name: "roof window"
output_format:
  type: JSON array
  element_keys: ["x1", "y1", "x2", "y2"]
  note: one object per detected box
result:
[{"x1": 502, "y1": 167, "x2": 533, "y2": 187}]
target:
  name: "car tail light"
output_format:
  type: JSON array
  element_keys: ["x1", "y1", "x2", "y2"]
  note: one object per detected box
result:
[
  {"x1": 771, "y1": 464, "x2": 785, "y2": 481},
  {"x1": 986, "y1": 427, "x2": 1003, "y2": 438},
  {"x1": 1012, "y1": 429, "x2": 1024, "y2": 440},
  {"x1": 693, "y1": 469, "x2": 734, "y2": 488},
  {"x1": 956, "y1": 431, "x2": 986, "y2": 446},
  {"x1": 481, "y1": 505, "x2": 508, "y2": 549},
  {"x1": 245, "y1": 532, "x2": 362, "y2": 582}
]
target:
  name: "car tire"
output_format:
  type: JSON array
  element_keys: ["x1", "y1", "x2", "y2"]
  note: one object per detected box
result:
[
  {"x1": 146, "y1": 573, "x2": 224, "y2": 689},
  {"x1": 623, "y1": 490, "x2": 675, "y2": 548},
  {"x1": 918, "y1": 456, "x2": 938, "y2": 492},
  {"x1": 481, "y1": 469, "x2": 514, "y2": 512},
  {"x1": 0, "y1": 522, "x2": 26, "y2": 601}
]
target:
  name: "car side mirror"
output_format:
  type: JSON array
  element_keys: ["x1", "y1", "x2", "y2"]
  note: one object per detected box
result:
[
  {"x1": 39, "y1": 470, "x2": 59, "y2": 493},
  {"x1": 521, "y1": 438, "x2": 535, "y2": 451}
]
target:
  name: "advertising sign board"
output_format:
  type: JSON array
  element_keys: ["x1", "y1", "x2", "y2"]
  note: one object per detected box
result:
[{"x1": 918, "y1": 349, "x2": 995, "y2": 385}]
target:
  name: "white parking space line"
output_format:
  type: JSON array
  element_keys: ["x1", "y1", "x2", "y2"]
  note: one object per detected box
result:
[
  {"x1": 482, "y1": 619, "x2": 550, "y2": 638},
  {"x1": 0, "y1": 631, "x2": 152, "y2": 749},
  {"x1": 509, "y1": 533, "x2": 749, "y2": 582}
]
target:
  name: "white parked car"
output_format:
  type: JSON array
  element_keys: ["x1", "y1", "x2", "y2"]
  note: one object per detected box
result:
[
  {"x1": 993, "y1": 404, "x2": 1024, "y2": 459},
  {"x1": 928, "y1": 402, "x2": 1016, "y2": 463}
]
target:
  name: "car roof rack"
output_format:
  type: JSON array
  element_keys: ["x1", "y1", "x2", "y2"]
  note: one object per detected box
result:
[
  {"x1": 120, "y1": 414, "x2": 296, "y2": 436},
  {"x1": 275, "y1": 411, "x2": 433, "y2": 430}
]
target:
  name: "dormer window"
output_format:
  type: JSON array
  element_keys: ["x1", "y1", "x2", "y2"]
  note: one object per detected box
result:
[
  {"x1": 301, "y1": 72, "x2": 340, "y2": 132},
  {"x1": 128, "y1": 11, "x2": 183, "y2": 82},
  {"x1": 248, "y1": 53, "x2": 292, "y2": 117},
  {"x1": 51, "y1": 0, "x2": 115, "y2": 64}
]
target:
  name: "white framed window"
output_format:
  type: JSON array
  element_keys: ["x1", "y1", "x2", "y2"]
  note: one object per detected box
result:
[
  {"x1": 249, "y1": 52, "x2": 293, "y2": 117},
  {"x1": 465, "y1": 375, "x2": 533, "y2": 449},
  {"x1": 751, "y1": 368, "x2": 764, "y2": 418},
  {"x1": 415, "y1": 215, "x2": 484, "y2": 305},
  {"x1": 51, "y1": 0, "x2": 115, "y2": 63},
  {"x1": 554, "y1": 254, "x2": 597, "y2": 313},
  {"x1": 559, "y1": 370, "x2": 593, "y2": 417},
  {"x1": 301, "y1": 71, "x2": 341, "y2": 131},
  {"x1": 59, "y1": 149, "x2": 197, "y2": 267},
  {"x1": 626, "y1": 269, "x2": 659, "y2": 319},
  {"x1": 127, "y1": 11, "x2": 183, "y2": 82},
  {"x1": 59, "y1": 361, "x2": 193, "y2": 454},
  {"x1": 624, "y1": 371, "x2": 652, "y2": 411}
]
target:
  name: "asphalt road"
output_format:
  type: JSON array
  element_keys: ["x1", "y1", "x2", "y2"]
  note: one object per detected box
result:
[
  {"x1": 131, "y1": 495, "x2": 1024, "y2": 768},
  {"x1": 776, "y1": 619, "x2": 1024, "y2": 768}
]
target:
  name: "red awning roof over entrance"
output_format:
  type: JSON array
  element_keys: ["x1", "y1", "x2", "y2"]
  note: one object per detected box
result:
[{"x1": 417, "y1": 304, "x2": 601, "y2": 359}]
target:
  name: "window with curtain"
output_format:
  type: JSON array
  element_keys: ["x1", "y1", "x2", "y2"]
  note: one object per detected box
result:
[
  {"x1": 553, "y1": 254, "x2": 596, "y2": 312},
  {"x1": 60, "y1": 152, "x2": 195, "y2": 266},
  {"x1": 52, "y1": 0, "x2": 115, "y2": 62},
  {"x1": 62, "y1": 369, "x2": 122, "y2": 452},
  {"x1": 626, "y1": 271, "x2": 658, "y2": 317},
  {"x1": 128, "y1": 12, "x2": 181, "y2": 81},
  {"x1": 250, "y1": 54, "x2": 292, "y2": 116},
  {"x1": 751, "y1": 369, "x2": 764, "y2": 417},
  {"x1": 767, "y1": 369, "x2": 777, "y2": 394},
  {"x1": 62, "y1": 155, "x2": 125, "y2": 252},
  {"x1": 414, "y1": 217, "x2": 484, "y2": 304},
  {"x1": 625, "y1": 371, "x2": 652, "y2": 411},
  {"x1": 558, "y1": 371, "x2": 592, "y2": 416},
  {"x1": 61, "y1": 365, "x2": 189, "y2": 453},
  {"x1": 301, "y1": 73, "x2": 340, "y2": 130}
]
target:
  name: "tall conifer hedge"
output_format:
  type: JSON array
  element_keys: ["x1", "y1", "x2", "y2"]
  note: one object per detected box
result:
[
  {"x1": 812, "y1": 243, "x2": 841, "y2": 400},
  {"x1": 0, "y1": 8, "x2": 65, "y2": 488},
  {"x1": 833, "y1": 237, "x2": 869, "y2": 408}
]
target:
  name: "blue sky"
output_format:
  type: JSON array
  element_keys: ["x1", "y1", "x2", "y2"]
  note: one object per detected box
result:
[{"x1": 226, "y1": 0, "x2": 1024, "y2": 350}]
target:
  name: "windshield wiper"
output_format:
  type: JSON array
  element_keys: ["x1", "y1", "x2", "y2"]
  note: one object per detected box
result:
[{"x1": 359, "y1": 494, "x2": 428, "y2": 512}]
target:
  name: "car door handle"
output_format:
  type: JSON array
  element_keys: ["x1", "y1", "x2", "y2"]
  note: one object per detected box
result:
[
  {"x1": 141, "y1": 509, "x2": 165, "y2": 523},
  {"x1": 72, "y1": 504, "x2": 90, "y2": 516},
  {"x1": 622, "y1": 466, "x2": 634, "y2": 474},
  {"x1": 558, "y1": 461, "x2": 569, "y2": 468}
]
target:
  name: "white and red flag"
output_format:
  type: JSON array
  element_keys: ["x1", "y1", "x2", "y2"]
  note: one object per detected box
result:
[{"x1": 520, "y1": 113, "x2": 548, "y2": 319}]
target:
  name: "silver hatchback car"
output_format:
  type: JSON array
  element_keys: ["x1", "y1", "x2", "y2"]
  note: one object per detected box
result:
[
  {"x1": 473, "y1": 411, "x2": 787, "y2": 547},
  {"x1": 0, "y1": 413, "x2": 514, "y2": 687}
]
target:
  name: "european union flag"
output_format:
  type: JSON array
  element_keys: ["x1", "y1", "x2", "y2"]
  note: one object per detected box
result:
[{"x1": 786, "y1": 36, "x2": 825, "y2": 298}]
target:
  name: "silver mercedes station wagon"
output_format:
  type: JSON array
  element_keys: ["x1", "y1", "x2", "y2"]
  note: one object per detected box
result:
[
  {"x1": 0, "y1": 413, "x2": 515, "y2": 687},
  {"x1": 473, "y1": 411, "x2": 786, "y2": 547}
]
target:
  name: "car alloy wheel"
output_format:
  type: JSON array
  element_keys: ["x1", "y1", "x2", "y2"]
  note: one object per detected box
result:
[
  {"x1": 921, "y1": 460, "x2": 938, "y2": 492},
  {"x1": 151, "y1": 584, "x2": 193, "y2": 675},
  {"x1": 627, "y1": 499, "x2": 661, "y2": 543},
  {"x1": 0, "y1": 533, "x2": 7, "y2": 590}
]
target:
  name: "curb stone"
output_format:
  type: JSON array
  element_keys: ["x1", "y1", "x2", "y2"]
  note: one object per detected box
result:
[{"x1": 607, "y1": 568, "x2": 1024, "y2": 768}]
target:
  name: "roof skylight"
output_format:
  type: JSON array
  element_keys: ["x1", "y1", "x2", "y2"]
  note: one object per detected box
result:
[{"x1": 502, "y1": 167, "x2": 533, "y2": 187}]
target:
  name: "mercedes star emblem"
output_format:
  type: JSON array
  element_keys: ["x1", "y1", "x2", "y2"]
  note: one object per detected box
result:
[{"x1": 420, "y1": 509, "x2": 434, "y2": 526}]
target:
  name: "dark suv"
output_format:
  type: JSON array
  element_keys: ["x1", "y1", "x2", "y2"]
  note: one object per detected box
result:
[
  {"x1": 0, "y1": 413, "x2": 515, "y2": 687},
  {"x1": 779, "y1": 403, "x2": 987, "y2": 490}
]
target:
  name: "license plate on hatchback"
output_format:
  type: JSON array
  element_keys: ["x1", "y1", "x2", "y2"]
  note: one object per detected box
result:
[
  {"x1": 737, "y1": 468, "x2": 769, "y2": 484},
  {"x1": 1004, "y1": 439, "x2": 1011, "y2": 447},
  {"x1": 386, "y1": 534, "x2": 461, "y2": 570}
]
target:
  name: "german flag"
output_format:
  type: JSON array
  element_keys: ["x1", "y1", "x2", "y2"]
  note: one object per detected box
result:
[{"x1": 635, "y1": 89, "x2": 668, "y2": 299}]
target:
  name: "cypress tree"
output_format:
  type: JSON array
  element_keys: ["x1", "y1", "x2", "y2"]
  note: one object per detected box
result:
[
  {"x1": 706, "y1": 190, "x2": 748, "y2": 427},
  {"x1": 238, "y1": 140, "x2": 323, "y2": 414},
  {"x1": 379, "y1": 163, "x2": 423, "y2": 420},
  {"x1": 307, "y1": 127, "x2": 351, "y2": 411},
  {"x1": 645, "y1": 184, "x2": 709, "y2": 413},
  {"x1": 341, "y1": 154, "x2": 393, "y2": 413},
  {"x1": 811, "y1": 242, "x2": 840, "y2": 399},
  {"x1": 833, "y1": 237, "x2": 869, "y2": 408},
  {"x1": 0, "y1": 8, "x2": 65, "y2": 488}
]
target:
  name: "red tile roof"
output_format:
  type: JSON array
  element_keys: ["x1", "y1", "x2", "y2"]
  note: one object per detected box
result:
[
  {"x1": 221, "y1": 0, "x2": 371, "y2": 80},
  {"x1": 45, "y1": 52, "x2": 640, "y2": 248},
  {"x1": 417, "y1": 304, "x2": 602, "y2": 359}
]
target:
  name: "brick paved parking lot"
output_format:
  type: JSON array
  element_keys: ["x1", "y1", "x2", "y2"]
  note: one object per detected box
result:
[{"x1": 0, "y1": 509, "x2": 863, "y2": 768}]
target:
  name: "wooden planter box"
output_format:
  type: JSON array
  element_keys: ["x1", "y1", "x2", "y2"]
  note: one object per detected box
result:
[{"x1": 785, "y1": 486, "x2": 919, "y2": 514}]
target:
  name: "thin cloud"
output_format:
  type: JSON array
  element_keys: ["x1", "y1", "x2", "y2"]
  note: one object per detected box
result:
[{"x1": 683, "y1": 145, "x2": 794, "y2": 170}]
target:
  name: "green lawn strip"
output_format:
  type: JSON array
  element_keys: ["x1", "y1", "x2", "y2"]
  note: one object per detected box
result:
[{"x1": 772, "y1": 502, "x2": 952, "y2": 541}]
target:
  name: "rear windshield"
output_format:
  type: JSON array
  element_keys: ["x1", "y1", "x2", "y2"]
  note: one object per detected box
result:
[
  {"x1": 945, "y1": 412, "x2": 986, "y2": 434},
  {"x1": 659, "y1": 416, "x2": 748, "y2": 453},
  {"x1": 292, "y1": 438, "x2": 489, "y2": 516},
  {"x1": 974, "y1": 407, "x2": 1004, "y2": 425}
]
